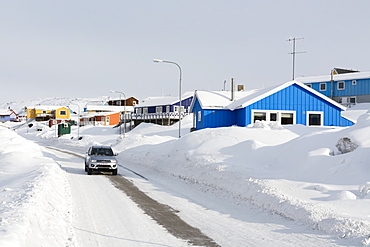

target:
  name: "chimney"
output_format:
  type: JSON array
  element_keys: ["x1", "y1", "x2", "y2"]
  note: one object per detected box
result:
[{"x1": 231, "y1": 78, "x2": 235, "y2": 101}]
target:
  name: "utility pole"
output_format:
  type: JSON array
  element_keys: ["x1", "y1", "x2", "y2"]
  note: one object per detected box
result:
[{"x1": 288, "y1": 37, "x2": 305, "y2": 80}]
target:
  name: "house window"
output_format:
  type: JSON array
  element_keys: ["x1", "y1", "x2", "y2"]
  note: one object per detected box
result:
[
  {"x1": 174, "y1": 106, "x2": 184, "y2": 113},
  {"x1": 156, "y1": 106, "x2": 162, "y2": 113},
  {"x1": 252, "y1": 110, "x2": 295, "y2": 125},
  {"x1": 352, "y1": 80, "x2": 357, "y2": 85},
  {"x1": 135, "y1": 108, "x2": 142, "y2": 114},
  {"x1": 143, "y1": 108, "x2": 148, "y2": 114},
  {"x1": 253, "y1": 112, "x2": 266, "y2": 122},
  {"x1": 60, "y1": 110, "x2": 67, "y2": 116},
  {"x1": 320, "y1": 83, "x2": 326, "y2": 91},
  {"x1": 349, "y1": 97, "x2": 356, "y2": 104},
  {"x1": 166, "y1": 106, "x2": 170, "y2": 113},
  {"x1": 198, "y1": 111, "x2": 201, "y2": 121},
  {"x1": 338, "y1": 81, "x2": 345, "y2": 90},
  {"x1": 307, "y1": 111, "x2": 323, "y2": 126},
  {"x1": 281, "y1": 113, "x2": 294, "y2": 125}
]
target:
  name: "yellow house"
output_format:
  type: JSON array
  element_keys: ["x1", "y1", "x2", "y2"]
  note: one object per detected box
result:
[
  {"x1": 26, "y1": 106, "x2": 70, "y2": 121},
  {"x1": 53, "y1": 107, "x2": 70, "y2": 120}
]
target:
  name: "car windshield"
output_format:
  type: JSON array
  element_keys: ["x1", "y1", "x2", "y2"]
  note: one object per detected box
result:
[{"x1": 91, "y1": 148, "x2": 114, "y2": 156}]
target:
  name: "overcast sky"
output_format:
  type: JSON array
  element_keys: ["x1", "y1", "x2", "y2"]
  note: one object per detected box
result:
[{"x1": 1, "y1": 1, "x2": 370, "y2": 104}]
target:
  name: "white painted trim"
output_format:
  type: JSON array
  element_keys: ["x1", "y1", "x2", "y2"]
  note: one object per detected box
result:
[{"x1": 251, "y1": 109, "x2": 296, "y2": 125}]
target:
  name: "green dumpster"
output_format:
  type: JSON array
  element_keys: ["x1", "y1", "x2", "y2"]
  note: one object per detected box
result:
[{"x1": 58, "y1": 122, "x2": 71, "y2": 137}]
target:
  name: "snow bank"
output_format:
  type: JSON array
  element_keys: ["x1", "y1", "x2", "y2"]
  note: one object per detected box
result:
[
  {"x1": 113, "y1": 115, "x2": 370, "y2": 244},
  {"x1": 0, "y1": 127, "x2": 73, "y2": 246},
  {"x1": 10, "y1": 108, "x2": 370, "y2": 245}
]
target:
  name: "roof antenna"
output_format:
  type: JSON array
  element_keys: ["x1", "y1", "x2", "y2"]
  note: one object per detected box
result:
[{"x1": 288, "y1": 37, "x2": 306, "y2": 80}]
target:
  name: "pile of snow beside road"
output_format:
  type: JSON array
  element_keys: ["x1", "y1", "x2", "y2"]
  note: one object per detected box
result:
[
  {"x1": 113, "y1": 114, "x2": 370, "y2": 244},
  {"x1": 0, "y1": 127, "x2": 73, "y2": 246},
  {"x1": 3, "y1": 103, "x2": 370, "y2": 245}
]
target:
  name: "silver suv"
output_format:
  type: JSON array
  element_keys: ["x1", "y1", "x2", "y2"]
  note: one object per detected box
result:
[{"x1": 85, "y1": 146, "x2": 118, "y2": 175}]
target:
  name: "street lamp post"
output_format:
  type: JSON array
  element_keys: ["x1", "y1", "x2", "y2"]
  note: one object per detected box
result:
[
  {"x1": 153, "y1": 59, "x2": 182, "y2": 138},
  {"x1": 109, "y1": 90, "x2": 126, "y2": 138},
  {"x1": 69, "y1": 103, "x2": 80, "y2": 140}
]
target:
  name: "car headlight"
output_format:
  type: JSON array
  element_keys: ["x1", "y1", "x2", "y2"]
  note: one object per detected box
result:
[{"x1": 91, "y1": 160, "x2": 97, "y2": 162}]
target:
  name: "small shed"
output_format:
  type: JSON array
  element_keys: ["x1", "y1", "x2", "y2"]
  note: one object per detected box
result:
[{"x1": 190, "y1": 81, "x2": 354, "y2": 130}]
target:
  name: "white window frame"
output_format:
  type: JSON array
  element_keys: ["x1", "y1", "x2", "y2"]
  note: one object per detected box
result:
[
  {"x1": 143, "y1": 108, "x2": 148, "y2": 114},
  {"x1": 338, "y1": 81, "x2": 345, "y2": 90},
  {"x1": 306, "y1": 111, "x2": 323, "y2": 126},
  {"x1": 166, "y1": 106, "x2": 170, "y2": 113},
  {"x1": 352, "y1": 80, "x2": 357, "y2": 85},
  {"x1": 319, "y1": 83, "x2": 326, "y2": 91},
  {"x1": 59, "y1": 110, "x2": 67, "y2": 116},
  {"x1": 251, "y1": 110, "x2": 296, "y2": 125}
]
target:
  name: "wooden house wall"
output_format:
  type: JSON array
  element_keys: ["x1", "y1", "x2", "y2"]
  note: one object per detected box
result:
[
  {"x1": 306, "y1": 78, "x2": 370, "y2": 98},
  {"x1": 236, "y1": 84, "x2": 353, "y2": 127}
]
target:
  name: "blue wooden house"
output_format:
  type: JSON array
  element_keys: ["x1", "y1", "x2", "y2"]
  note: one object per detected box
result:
[
  {"x1": 190, "y1": 81, "x2": 354, "y2": 130},
  {"x1": 296, "y1": 69, "x2": 370, "y2": 106}
]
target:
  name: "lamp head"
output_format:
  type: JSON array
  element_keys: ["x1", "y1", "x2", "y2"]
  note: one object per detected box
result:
[{"x1": 153, "y1": 59, "x2": 163, "y2": 63}]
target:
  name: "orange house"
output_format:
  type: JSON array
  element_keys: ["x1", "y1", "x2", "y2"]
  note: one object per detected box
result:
[{"x1": 81, "y1": 112, "x2": 120, "y2": 126}]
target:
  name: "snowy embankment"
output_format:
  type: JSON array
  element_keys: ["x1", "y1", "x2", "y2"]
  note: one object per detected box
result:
[
  {"x1": 3, "y1": 102, "x2": 370, "y2": 245},
  {"x1": 0, "y1": 127, "x2": 73, "y2": 246},
  {"x1": 111, "y1": 112, "x2": 370, "y2": 244}
]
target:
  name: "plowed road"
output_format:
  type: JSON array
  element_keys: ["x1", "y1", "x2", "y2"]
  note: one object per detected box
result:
[{"x1": 43, "y1": 147, "x2": 348, "y2": 247}]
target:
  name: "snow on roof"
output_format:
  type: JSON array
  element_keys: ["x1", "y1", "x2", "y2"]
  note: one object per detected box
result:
[
  {"x1": 193, "y1": 90, "x2": 257, "y2": 109},
  {"x1": 30, "y1": 105, "x2": 67, "y2": 110},
  {"x1": 296, "y1": 71, "x2": 370, "y2": 83},
  {"x1": 194, "y1": 81, "x2": 347, "y2": 111},
  {"x1": 139, "y1": 92, "x2": 194, "y2": 107},
  {"x1": 86, "y1": 105, "x2": 134, "y2": 112},
  {"x1": 0, "y1": 109, "x2": 12, "y2": 115},
  {"x1": 81, "y1": 111, "x2": 120, "y2": 118}
]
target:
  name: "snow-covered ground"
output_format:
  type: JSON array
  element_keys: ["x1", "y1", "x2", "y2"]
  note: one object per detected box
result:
[{"x1": 2, "y1": 102, "x2": 370, "y2": 246}]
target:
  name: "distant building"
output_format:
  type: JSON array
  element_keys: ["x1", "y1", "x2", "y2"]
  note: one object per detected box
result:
[
  {"x1": 107, "y1": 97, "x2": 139, "y2": 107},
  {"x1": 296, "y1": 68, "x2": 370, "y2": 106},
  {"x1": 26, "y1": 106, "x2": 70, "y2": 121},
  {"x1": 190, "y1": 81, "x2": 354, "y2": 130},
  {"x1": 0, "y1": 109, "x2": 19, "y2": 122},
  {"x1": 132, "y1": 92, "x2": 193, "y2": 126}
]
